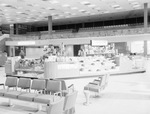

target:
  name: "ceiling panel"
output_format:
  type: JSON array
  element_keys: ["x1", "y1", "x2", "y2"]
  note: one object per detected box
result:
[{"x1": 0, "y1": 0, "x2": 149, "y2": 25}]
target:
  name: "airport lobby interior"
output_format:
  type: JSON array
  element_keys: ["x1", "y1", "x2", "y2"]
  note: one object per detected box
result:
[{"x1": 0, "y1": 0, "x2": 150, "y2": 114}]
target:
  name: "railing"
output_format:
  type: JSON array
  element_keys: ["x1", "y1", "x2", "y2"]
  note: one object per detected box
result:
[{"x1": 10, "y1": 25, "x2": 150, "y2": 41}]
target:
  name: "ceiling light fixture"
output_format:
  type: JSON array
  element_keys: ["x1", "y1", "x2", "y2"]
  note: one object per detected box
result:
[
  {"x1": 130, "y1": 2, "x2": 139, "y2": 5},
  {"x1": 132, "y1": 4, "x2": 141, "y2": 7},
  {"x1": 79, "y1": 9, "x2": 86, "y2": 12},
  {"x1": 111, "y1": 4, "x2": 120, "y2": 8},
  {"x1": 49, "y1": 0, "x2": 59, "y2": 4},
  {"x1": 80, "y1": 1, "x2": 90, "y2": 5},
  {"x1": 71, "y1": 7, "x2": 78, "y2": 10},
  {"x1": 16, "y1": 11, "x2": 22, "y2": 14},
  {"x1": 62, "y1": 4, "x2": 70, "y2": 8},
  {"x1": 64, "y1": 12, "x2": 71, "y2": 14},
  {"x1": 87, "y1": 4, "x2": 96, "y2": 7},
  {"x1": 128, "y1": 0, "x2": 136, "y2": 2},
  {"x1": 0, "y1": 3, "x2": 8, "y2": 6}
]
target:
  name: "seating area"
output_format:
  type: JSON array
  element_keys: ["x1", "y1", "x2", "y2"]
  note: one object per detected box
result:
[
  {"x1": 83, "y1": 73, "x2": 110, "y2": 105},
  {"x1": 0, "y1": 76, "x2": 78, "y2": 114}
]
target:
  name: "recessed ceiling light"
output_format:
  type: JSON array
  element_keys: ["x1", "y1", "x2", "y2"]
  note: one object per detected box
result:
[
  {"x1": 103, "y1": 11, "x2": 110, "y2": 13},
  {"x1": 111, "y1": 4, "x2": 120, "y2": 8},
  {"x1": 79, "y1": 9, "x2": 86, "y2": 12},
  {"x1": 49, "y1": 0, "x2": 59, "y2": 4},
  {"x1": 132, "y1": 4, "x2": 141, "y2": 7},
  {"x1": 62, "y1": 4, "x2": 70, "y2": 7},
  {"x1": 128, "y1": 0, "x2": 136, "y2": 1},
  {"x1": 80, "y1": 1, "x2": 90, "y2": 5},
  {"x1": 64, "y1": 12, "x2": 70, "y2": 14},
  {"x1": 71, "y1": 7, "x2": 78, "y2": 10},
  {"x1": 0, "y1": 3, "x2": 8, "y2": 6},
  {"x1": 87, "y1": 4, "x2": 96, "y2": 7},
  {"x1": 16, "y1": 11, "x2": 22, "y2": 14},
  {"x1": 130, "y1": 2, "x2": 139, "y2": 5},
  {"x1": 115, "y1": 7, "x2": 123, "y2": 10}
]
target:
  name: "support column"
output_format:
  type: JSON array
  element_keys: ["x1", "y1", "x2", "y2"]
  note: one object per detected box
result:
[
  {"x1": 144, "y1": 40, "x2": 147, "y2": 57},
  {"x1": 126, "y1": 41, "x2": 131, "y2": 54},
  {"x1": 15, "y1": 24, "x2": 19, "y2": 35},
  {"x1": 48, "y1": 16, "x2": 52, "y2": 38},
  {"x1": 144, "y1": 3, "x2": 148, "y2": 57},
  {"x1": 9, "y1": 24, "x2": 14, "y2": 37},
  {"x1": 144, "y1": 3, "x2": 148, "y2": 33}
]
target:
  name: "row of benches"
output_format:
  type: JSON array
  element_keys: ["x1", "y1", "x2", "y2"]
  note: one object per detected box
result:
[{"x1": 0, "y1": 76, "x2": 78, "y2": 114}]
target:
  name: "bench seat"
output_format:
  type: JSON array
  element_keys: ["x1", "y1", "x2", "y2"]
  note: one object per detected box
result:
[
  {"x1": 18, "y1": 93, "x2": 39, "y2": 102},
  {"x1": 4, "y1": 91, "x2": 27, "y2": 99},
  {"x1": 34, "y1": 94, "x2": 61, "y2": 104}
]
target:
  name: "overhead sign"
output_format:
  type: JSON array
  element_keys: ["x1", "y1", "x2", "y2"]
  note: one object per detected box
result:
[
  {"x1": 91, "y1": 40, "x2": 108, "y2": 46},
  {"x1": 18, "y1": 41, "x2": 35, "y2": 46}
]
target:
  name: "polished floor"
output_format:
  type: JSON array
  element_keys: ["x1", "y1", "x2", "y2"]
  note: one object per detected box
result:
[{"x1": 0, "y1": 60, "x2": 150, "y2": 114}]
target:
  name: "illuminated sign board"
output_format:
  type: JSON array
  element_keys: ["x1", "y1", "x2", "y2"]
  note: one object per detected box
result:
[
  {"x1": 18, "y1": 41, "x2": 35, "y2": 46},
  {"x1": 91, "y1": 40, "x2": 108, "y2": 46}
]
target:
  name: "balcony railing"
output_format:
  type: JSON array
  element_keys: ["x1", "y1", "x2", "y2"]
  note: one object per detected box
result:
[{"x1": 10, "y1": 24, "x2": 150, "y2": 41}]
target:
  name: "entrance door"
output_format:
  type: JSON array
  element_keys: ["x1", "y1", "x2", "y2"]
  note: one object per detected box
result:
[{"x1": 74, "y1": 45, "x2": 81, "y2": 56}]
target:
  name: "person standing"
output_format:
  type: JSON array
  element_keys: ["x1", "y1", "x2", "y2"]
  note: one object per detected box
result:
[
  {"x1": 78, "y1": 45, "x2": 86, "y2": 57},
  {"x1": 19, "y1": 49, "x2": 25, "y2": 59}
]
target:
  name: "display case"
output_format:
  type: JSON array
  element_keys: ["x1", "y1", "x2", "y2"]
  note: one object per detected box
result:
[
  {"x1": 44, "y1": 56, "x2": 117, "y2": 79},
  {"x1": 5, "y1": 55, "x2": 145, "y2": 79},
  {"x1": 5, "y1": 57, "x2": 44, "y2": 77},
  {"x1": 44, "y1": 61, "x2": 79, "y2": 78}
]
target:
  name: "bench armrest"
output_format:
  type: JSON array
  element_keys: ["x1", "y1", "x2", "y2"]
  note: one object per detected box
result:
[
  {"x1": 54, "y1": 91, "x2": 62, "y2": 97},
  {"x1": 53, "y1": 91, "x2": 62, "y2": 102},
  {"x1": 89, "y1": 82, "x2": 98, "y2": 85},
  {"x1": 68, "y1": 84, "x2": 74, "y2": 92}
]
